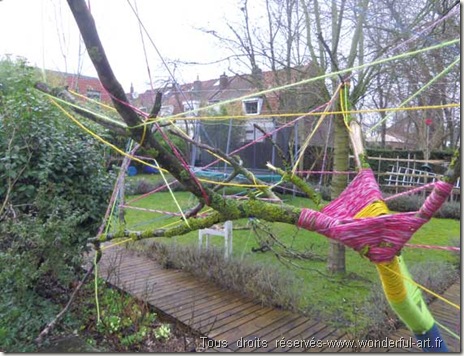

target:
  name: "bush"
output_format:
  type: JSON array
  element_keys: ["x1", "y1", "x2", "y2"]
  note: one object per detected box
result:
[
  {"x1": 0, "y1": 57, "x2": 113, "y2": 351},
  {"x1": 146, "y1": 242, "x2": 302, "y2": 311},
  {"x1": 385, "y1": 194, "x2": 460, "y2": 219},
  {"x1": 125, "y1": 177, "x2": 182, "y2": 196}
]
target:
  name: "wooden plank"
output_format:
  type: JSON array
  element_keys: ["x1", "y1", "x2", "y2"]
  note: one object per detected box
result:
[
  {"x1": 210, "y1": 308, "x2": 288, "y2": 343},
  {"x1": 234, "y1": 314, "x2": 308, "y2": 352},
  {"x1": 154, "y1": 285, "x2": 222, "y2": 309},
  {"x1": 165, "y1": 289, "x2": 251, "y2": 318},
  {"x1": 92, "y1": 248, "x2": 462, "y2": 354},
  {"x1": 207, "y1": 306, "x2": 276, "y2": 339},
  {"x1": 194, "y1": 303, "x2": 266, "y2": 335},
  {"x1": 131, "y1": 275, "x2": 203, "y2": 297},
  {"x1": 191, "y1": 301, "x2": 264, "y2": 332},
  {"x1": 218, "y1": 311, "x2": 298, "y2": 351},
  {"x1": 276, "y1": 324, "x2": 335, "y2": 352}
]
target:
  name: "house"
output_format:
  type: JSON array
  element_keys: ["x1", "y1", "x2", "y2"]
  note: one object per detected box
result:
[
  {"x1": 366, "y1": 117, "x2": 421, "y2": 150},
  {"x1": 45, "y1": 69, "x2": 112, "y2": 104},
  {"x1": 127, "y1": 66, "x2": 332, "y2": 169}
]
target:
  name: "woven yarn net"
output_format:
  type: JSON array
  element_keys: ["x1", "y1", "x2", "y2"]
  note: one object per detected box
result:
[{"x1": 297, "y1": 169, "x2": 454, "y2": 263}]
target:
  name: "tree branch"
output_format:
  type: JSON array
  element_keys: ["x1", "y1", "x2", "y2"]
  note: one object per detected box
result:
[{"x1": 168, "y1": 128, "x2": 280, "y2": 201}]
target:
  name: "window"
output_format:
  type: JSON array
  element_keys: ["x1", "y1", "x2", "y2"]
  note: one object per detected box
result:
[
  {"x1": 182, "y1": 100, "x2": 200, "y2": 117},
  {"x1": 86, "y1": 89, "x2": 101, "y2": 101},
  {"x1": 208, "y1": 100, "x2": 222, "y2": 113},
  {"x1": 160, "y1": 105, "x2": 174, "y2": 117},
  {"x1": 242, "y1": 97, "x2": 263, "y2": 115}
]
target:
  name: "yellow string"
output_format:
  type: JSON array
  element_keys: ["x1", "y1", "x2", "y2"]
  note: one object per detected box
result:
[
  {"x1": 155, "y1": 158, "x2": 191, "y2": 229},
  {"x1": 101, "y1": 238, "x2": 133, "y2": 250},
  {"x1": 354, "y1": 200, "x2": 410, "y2": 303},
  {"x1": 380, "y1": 263, "x2": 460, "y2": 310},
  {"x1": 129, "y1": 38, "x2": 459, "y2": 124},
  {"x1": 206, "y1": 150, "x2": 230, "y2": 165},
  {"x1": 69, "y1": 89, "x2": 117, "y2": 112},
  {"x1": 45, "y1": 88, "x2": 459, "y2": 127},
  {"x1": 197, "y1": 178, "x2": 268, "y2": 188},
  {"x1": 142, "y1": 105, "x2": 460, "y2": 126},
  {"x1": 51, "y1": 98, "x2": 269, "y2": 192},
  {"x1": 355, "y1": 200, "x2": 390, "y2": 219},
  {"x1": 291, "y1": 84, "x2": 342, "y2": 173},
  {"x1": 139, "y1": 121, "x2": 147, "y2": 146},
  {"x1": 353, "y1": 201, "x2": 460, "y2": 310},
  {"x1": 153, "y1": 207, "x2": 214, "y2": 231},
  {"x1": 339, "y1": 84, "x2": 353, "y2": 133},
  {"x1": 376, "y1": 258, "x2": 408, "y2": 303},
  {"x1": 40, "y1": 91, "x2": 127, "y2": 128}
]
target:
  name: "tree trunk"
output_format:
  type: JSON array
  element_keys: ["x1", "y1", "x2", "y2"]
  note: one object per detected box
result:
[{"x1": 327, "y1": 88, "x2": 349, "y2": 274}]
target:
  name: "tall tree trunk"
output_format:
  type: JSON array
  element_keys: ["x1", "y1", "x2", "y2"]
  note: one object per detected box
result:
[{"x1": 327, "y1": 88, "x2": 349, "y2": 274}]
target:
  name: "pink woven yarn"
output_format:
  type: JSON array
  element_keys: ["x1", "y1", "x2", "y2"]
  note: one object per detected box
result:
[
  {"x1": 321, "y1": 169, "x2": 383, "y2": 219},
  {"x1": 417, "y1": 181, "x2": 453, "y2": 219},
  {"x1": 297, "y1": 169, "x2": 455, "y2": 263}
]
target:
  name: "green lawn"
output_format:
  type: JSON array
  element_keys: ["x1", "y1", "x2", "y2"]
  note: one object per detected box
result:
[{"x1": 114, "y1": 179, "x2": 460, "y2": 332}]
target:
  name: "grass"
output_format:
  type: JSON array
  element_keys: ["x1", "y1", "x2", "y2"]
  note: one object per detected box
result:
[{"x1": 113, "y1": 175, "x2": 460, "y2": 333}]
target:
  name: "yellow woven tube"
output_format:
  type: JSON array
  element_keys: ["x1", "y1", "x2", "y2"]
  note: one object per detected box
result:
[
  {"x1": 354, "y1": 200, "x2": 408, "y2": 303},
  {"x1": 376, "y1": 257, "x2": 407, "y2": 303}
]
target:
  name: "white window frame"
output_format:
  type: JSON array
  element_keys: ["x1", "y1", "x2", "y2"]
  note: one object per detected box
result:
[
  {"x1": 182, "y1": 100, "x2": 200, "y2": 117},
  {"x1": 160, "y1": 105, "x2": 174, "y2": 117},
  {"x1": 86, "y1": 89, "x2": 101, "y2": 101},
  {"x1": 242, "y1": 97, "x2": 263, "y2": 115}
]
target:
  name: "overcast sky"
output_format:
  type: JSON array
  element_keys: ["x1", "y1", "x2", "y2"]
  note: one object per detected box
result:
[{"x1": 0, "y1": 0, "x2": 250, "y2": 93}]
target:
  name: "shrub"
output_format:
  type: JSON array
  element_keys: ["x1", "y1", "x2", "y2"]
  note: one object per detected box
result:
[
  {"x1": 125, "y1": 177, "x2": 182, "y2": 196},
  {"x1": 0, "y1": 57, "x2": 113, "y2": 351},
  {"x1": 385, "y1": 194, "x2": 460, "y2": 219},
  {"x1": 146, "y1": 242, "x2": 302, "y2": 311}
]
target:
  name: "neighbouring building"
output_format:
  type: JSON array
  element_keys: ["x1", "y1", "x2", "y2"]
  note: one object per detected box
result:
[
  {"x1": 45, "y1": 69, "x2": 112, "y2": 104},
  {"x1": 127, "y1": 67, "x2": 333, "y2": 169}
]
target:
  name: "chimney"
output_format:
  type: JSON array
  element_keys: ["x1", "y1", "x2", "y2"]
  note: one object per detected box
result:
[
  {"x1": 219, "y1": 73, "x2": 228, "y2": 89},
  {"x1": 193, "y1": 75, "x2": 202, "y2": 100},
  {"x1": 252, "y1": 66, "x2": 263, "y2": 86}
]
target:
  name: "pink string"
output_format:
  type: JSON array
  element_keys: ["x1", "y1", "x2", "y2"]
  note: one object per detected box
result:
[
  {"x1": 404, "y1": 243, "x2": 460, "y2": 252},
  {"x1": 120, "y1": 205, "x2": 183, "y2": 217},
  {"x1": 198, "y1": 101, "x2": 331, "y2": 171},
  {"x1": 387, "y1": 6, "x2": 459, "y2": 55},
  {"x1": 384, "y1": 182, "x2": 437, "y2": 201},
  {"x1": 294, "y1": 170, "x2": 357, "y2": 175},
  {"x1": 125, "y1": 180, "x2": 177, "y2": 205}
]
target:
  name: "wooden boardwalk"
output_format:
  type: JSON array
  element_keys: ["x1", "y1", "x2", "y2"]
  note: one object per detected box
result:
[{"x1": 95, "y1": 247, "x2": 461, "y2": 352}]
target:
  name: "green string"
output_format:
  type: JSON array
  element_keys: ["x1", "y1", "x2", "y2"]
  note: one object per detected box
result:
[
  {"x1": 135, "y1": 38, "x2": 459, "y2": 128},
  {"x1": 94, "y1": 138, "x2": 135, "y2": 326},
  {"x1": 369, "y1": 56, "x2": 460, "y2": 133},
  {"x1": 94, "y1": 253, "x2": 101, "y2": 324},
  {"x1": 435, "y1": 320, "x2": 461, "y2": 340}
]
